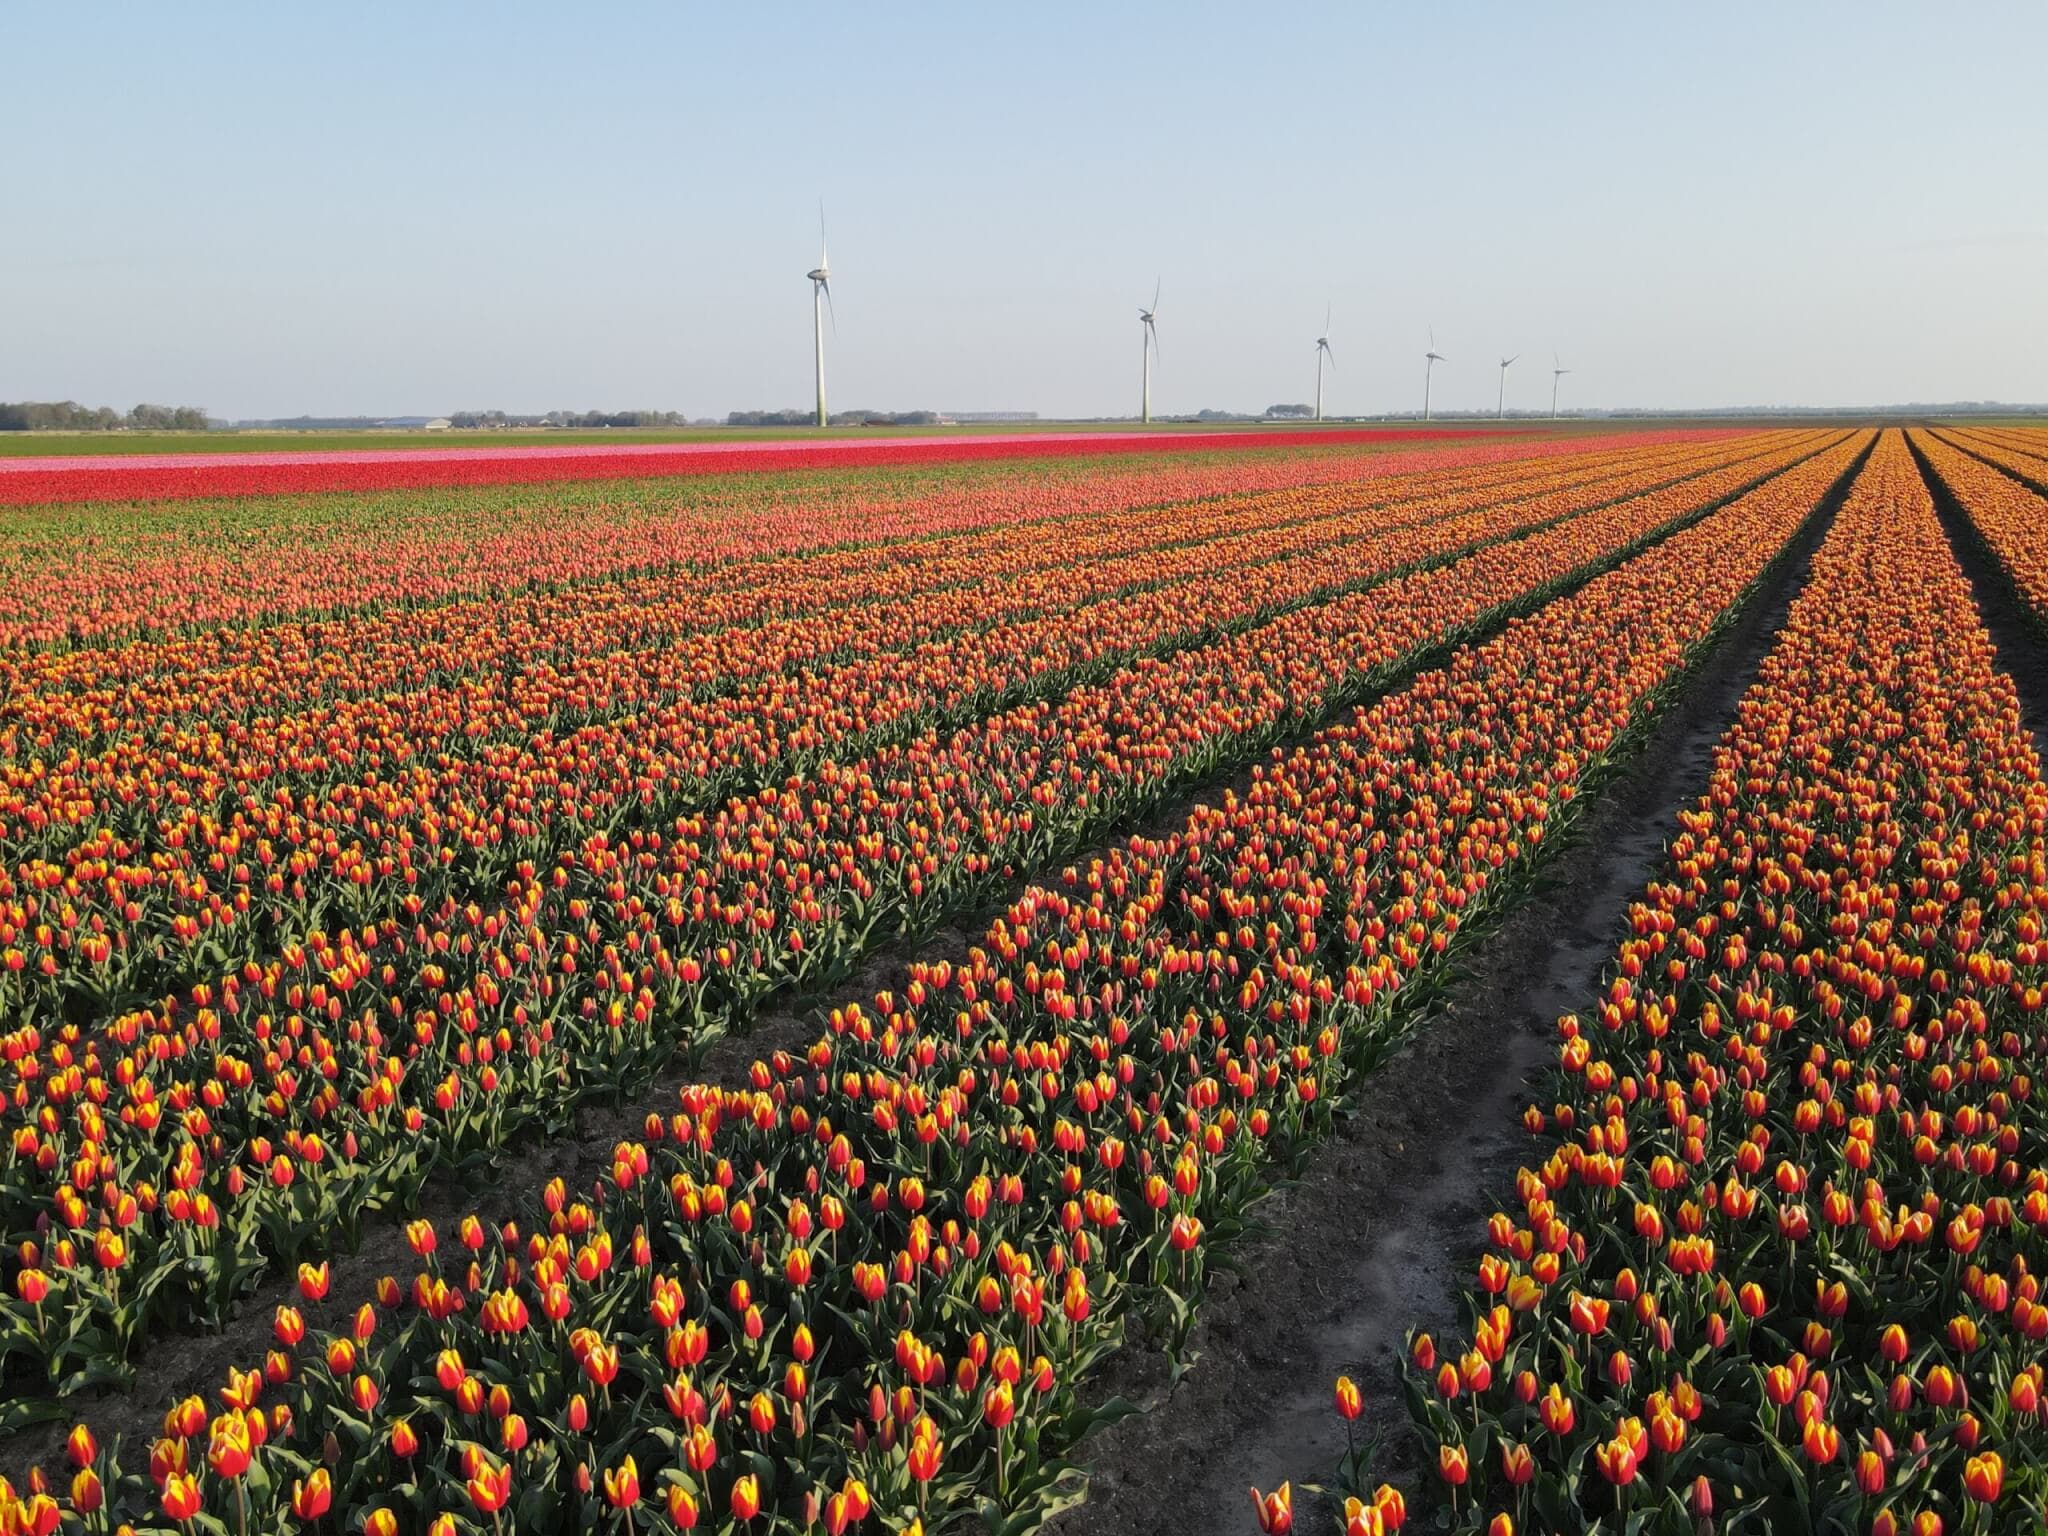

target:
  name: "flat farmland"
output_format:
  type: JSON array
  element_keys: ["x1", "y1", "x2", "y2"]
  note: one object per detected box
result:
[{"x1": 6, "y1": 425, "x2": 2048, "y2": 1535}]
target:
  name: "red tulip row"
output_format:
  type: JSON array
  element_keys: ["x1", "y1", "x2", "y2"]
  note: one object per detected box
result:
[
  {"x1": 0, "y1": 429, "x2": 1866, "y2": 1536},
  {"x1": 0, "y1": 434, "x2": 1851, "y2": 1389},
  {"x1": 0, "y1": 437, "x2": 1813, "y2": 1026},
  {"x1": 0, "y1": 432, "x2": 1642, "y2": 648},
  {"x1": 1913, "y1": 430, "x2": 2048, "y2": 632},
  {"x1": 0, "y1": 428, "x2": 1505, "y2": 512},
  {"x1": 1396, "y1": 431, "x2": 2048, "y2": 1535}
]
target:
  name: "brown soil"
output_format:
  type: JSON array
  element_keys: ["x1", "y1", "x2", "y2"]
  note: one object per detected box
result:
[{"x1": 1042, "y1": 496, "x2": 1841, "y2": 1536}]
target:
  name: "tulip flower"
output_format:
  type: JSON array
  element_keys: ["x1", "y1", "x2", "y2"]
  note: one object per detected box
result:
[
  {"x1": 1964, "y1": 1450, "x2": 2003, "y2": 1504},
  {"x1": 468, "y1": 1459, "x2": 513, "y2": 1517},
  {"x1": 292, "y1": 1469, "x2": 333, "y2": 1520},
  {"x1": 1334, "y1": 1375, "x2": 1362, "y2": 1421},
  {"x1": 730, "y1": 1474, "x2": 762, "y2": 1522},
  {"x1": 1249, "y1": 1483, "x2": 1293, "y2": 1534},
  {"x1": 69, "y1": 1468, "x2": 104, "y2": 1517},
  {"x1": 665, "y1": 1484, "x2": 700, "y2": 1529},
  {"x1": 1438, "y1": 1443, "x2": 1469, "y2": 1487},
  {"x1": 161, "y1": 1474, "x2": 203, "y2": 1524},
  {"x1": 604, "y1": 1456, "x2": 640, "y2": 1510}
]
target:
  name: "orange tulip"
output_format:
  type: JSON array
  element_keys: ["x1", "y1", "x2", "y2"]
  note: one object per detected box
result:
[{"x1": 1964, "y1": 1450, "x2": 2003, "y2": 1504}]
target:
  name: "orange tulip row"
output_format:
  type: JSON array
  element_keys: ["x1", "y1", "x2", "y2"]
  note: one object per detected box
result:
[
  {"x1": 0, "y1": 433, "x2": 1844, "y2": 1373},
  {"x1": 0, "y1": 432, "x2": 1759, "y2": 846},
  {"x1": 0, "y1": 430, "x2": 1861, "y2": 1535},
  {"x1": 1914, "y1": 429, "x2": 2048, "y2": 629},
  {"x1": 8, "y1": 436, "x2": 1635, "y2": 739},
  {"x1": 0, "y1": 432, "x2": 1647, "y2": 649},
  {"x1": 1941, "y1": 426, "x2": 2048, "y2": 489},
  {"x1": 0, "y1": 437, "x2": 1817, "y2": 1029},
  {"x1": 1398, "y1": 431, "x2": 2048, "y2": 1533}
]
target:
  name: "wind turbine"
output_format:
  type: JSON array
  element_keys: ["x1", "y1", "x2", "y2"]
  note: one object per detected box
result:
[
  {"x1": 1314, "y1": 305, "x2": 1335, "y2": 422},
  {"x1": 1423, "y1": 328, "x2": 1446, "y2": 421},
  {"x1": 807, "y1": 208, "x2": 834, "y2": 428},
  {"x1": 1496, "y1": 354, "x2": 1519, "y2": 420},
  {"x1": 1139, "y1": 280, "x2": 1161, "y2": 424},
  {"x1": 1551, "y1": 352, "x2": 1572, "y2": 419}
]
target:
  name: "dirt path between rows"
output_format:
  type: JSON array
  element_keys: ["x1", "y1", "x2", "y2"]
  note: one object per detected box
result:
[{"x1": 1043, "y1": 483, "x2": 1848, "y2": 1536}]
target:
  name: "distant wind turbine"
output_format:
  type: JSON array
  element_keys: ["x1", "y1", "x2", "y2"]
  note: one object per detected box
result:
[
  {"x1": 1496, "y1": 354, "x2": 1518, "y2": 420},
  {"x1": 1139, "y1": 280, "x2": 1161, "y2": 424},
  {"x1": 807, "y1": 207, "x2": 834, "y2": 428},
  {"x1": 1423, "y1": 328, "x2": 1446, "y2": 421},
  {"x1": 1314, "y1": 305, "x2": 1335, "y2": 422},
  {"x1": 1551, "y1": 352, "x2": 1572, "y2": 419}
]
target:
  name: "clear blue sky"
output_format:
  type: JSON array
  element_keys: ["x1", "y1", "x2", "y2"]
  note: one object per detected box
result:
[{"x1": 5, "y1": 2, "x2": 2043, "y2": 419}]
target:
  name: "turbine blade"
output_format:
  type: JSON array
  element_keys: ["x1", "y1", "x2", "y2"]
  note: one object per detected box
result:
[
  {"x1": 823, "y1": 278, "x2": 837, "y2": 335},
  {"x1": 1326, "y1": 343, "x2": 1336, "y2": 369},
  {"x1": 1152, "y1": 276, "x2": 1161, "y2": 314}
]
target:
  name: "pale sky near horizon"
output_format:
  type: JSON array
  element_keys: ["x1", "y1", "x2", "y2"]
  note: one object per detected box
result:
[{"x1": 5, "y1": 2, "x2": 2044, "y2": 420}]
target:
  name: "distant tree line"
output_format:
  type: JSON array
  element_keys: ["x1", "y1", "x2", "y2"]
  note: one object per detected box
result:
[
  {"x1": 726, "y1": 409, "x2": 943, "y2": 427},
  {"x1": 0, "y1": 400, "x2": 211, "y2": 431},
  {"x1": 447, "y1": 409, "x2": 694, "y2": 429}
]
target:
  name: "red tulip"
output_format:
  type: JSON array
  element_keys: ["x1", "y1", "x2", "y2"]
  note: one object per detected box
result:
[{"x1": 1250, "y1": 1482, "x2": 1293, "y2": 1534}]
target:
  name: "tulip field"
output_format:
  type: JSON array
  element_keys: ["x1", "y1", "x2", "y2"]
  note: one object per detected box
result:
[{"x1": 4, "y1": 425, "x2": 2048, "y2": 1534}]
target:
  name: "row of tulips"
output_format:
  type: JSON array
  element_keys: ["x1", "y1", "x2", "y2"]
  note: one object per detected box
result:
[
  {"x1": 1913, "y1": 430, "x2": 2048, "y2": 633},
  {"x1": 0, "y1": 428, "x2": 1507, "y2": 515},
  {"x1": 0, "y1": 436, "x2": 1813, "y2": 1025},
  {"x1": 4, "y1": 435, "x2": 1749, "y2": 809},
  {"x1": 1395, "y1": 431, "x2": 2048, "y2": 1534},
  {"x1": 1940, "y1": 429, "x2": 2048, "y2": 490},
  {"x1": 0, "y1": 432, "x2": 1624, "y2": 648},
  {"x1": 0, "y1": 434, "x2": 1852, "y2": 1394},
  {"x1": 0, "y1": 435, "x2": 1756, "y2": 853},
  {"x1": 0, "y1": 430, "x2": 1866, "y2": 1535},
  {"x1": 9, "y1": 437, "x2": 1622, "y2": 729}
]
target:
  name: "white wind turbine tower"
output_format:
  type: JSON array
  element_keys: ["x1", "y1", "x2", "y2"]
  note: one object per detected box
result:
[
  {"x1": 1496, "y1": 354, "x2": 1518, "y2": 420},
  {"x1": 806, "y1": 208, "x2": 834, "y2": 428},
  {"x1": 1139, "y1": 280, "x2": 1161, "y2": 424},
  {"x1": 1423, "y1": 328, "x2": 1446, "y2": 421},
  {"x1": 1551, "y1": 353, "x2": 1572, "y2": 419},
  {"x1": 1313, "y1": 305, "x2": 1335, "y2": 422}
]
